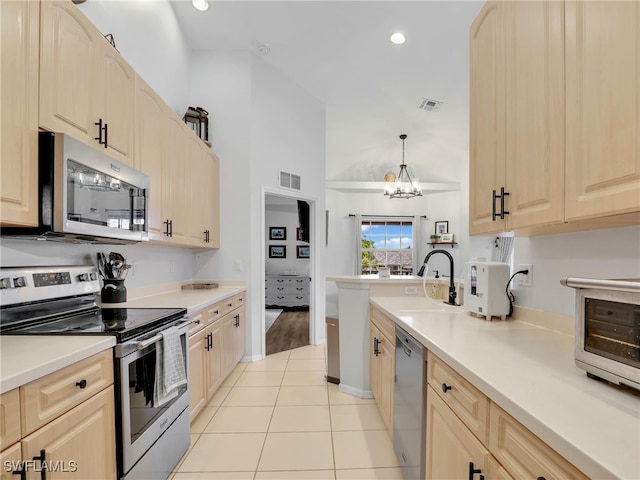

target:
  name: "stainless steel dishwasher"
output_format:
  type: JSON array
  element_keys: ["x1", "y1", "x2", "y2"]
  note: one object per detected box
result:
[{"x1": 393, "y1": 325, "x2": 427, "y2": 480}]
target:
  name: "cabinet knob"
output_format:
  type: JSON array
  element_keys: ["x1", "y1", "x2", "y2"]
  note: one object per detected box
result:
[
  {"x1": 442, "y1": 383, "x2": 452, "y2": 393},
  {"x1": 76, "y1": 379, "x2": 88, "y2": 389}
]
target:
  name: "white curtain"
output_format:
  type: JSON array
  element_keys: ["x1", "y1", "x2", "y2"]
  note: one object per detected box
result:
[
  {"x1": 414, "y1": 215, "x2": 422, "y2": 273},
  {"x1": 353, "y1": 214, "x2": 362, "y2": 275}
]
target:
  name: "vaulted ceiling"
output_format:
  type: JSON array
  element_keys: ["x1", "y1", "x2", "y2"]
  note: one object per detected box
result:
[{"x1": 170, "y1": 1, "x2": 484, "y2": 184}]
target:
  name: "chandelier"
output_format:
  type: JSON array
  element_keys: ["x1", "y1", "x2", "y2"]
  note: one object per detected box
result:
[{"x1": 384, "y1": 134, "x2": 423, "y2": 199}]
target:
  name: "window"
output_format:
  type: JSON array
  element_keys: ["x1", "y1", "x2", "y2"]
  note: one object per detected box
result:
[{"x1": 360, "y1": 218, "x2": 415, "y2": 275}]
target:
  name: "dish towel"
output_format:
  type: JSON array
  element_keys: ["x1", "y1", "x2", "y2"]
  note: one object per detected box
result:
[{"x1": 153, "y1": 326, "x2": 187, "y2": 407}]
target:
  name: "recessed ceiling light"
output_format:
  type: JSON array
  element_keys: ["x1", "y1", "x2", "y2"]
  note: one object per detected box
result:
[
  {"x1": 390, "y1": 32, "x2": 406, "y2": 45},
  {"x1": 192, "y1": 0, "x2": 209, "y2": 12}
]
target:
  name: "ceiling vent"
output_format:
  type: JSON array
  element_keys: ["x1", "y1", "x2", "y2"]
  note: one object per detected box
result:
[
  {"x1": 418, "y1": 98, "x2": 443, "y2": 112},
  {"x1": 279, "y1": 171, "x2": 301, "y2": 190}
]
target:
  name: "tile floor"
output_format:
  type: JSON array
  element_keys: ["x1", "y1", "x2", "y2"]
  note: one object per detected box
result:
[{"x1": 171, "y1": 344, "x2": 403, "y2": 480}]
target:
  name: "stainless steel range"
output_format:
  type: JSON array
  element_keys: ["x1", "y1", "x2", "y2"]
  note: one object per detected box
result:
[{"x1": 0, "y1": 265, "x2": 191, "y2": 480}]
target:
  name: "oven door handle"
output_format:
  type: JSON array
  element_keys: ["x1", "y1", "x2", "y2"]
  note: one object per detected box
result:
[{"x1": 135, "y1": 318, "x2": 193, "y2": 350}]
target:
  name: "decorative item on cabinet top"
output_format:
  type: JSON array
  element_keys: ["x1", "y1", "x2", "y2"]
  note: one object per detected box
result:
[{"x1": 182, "y1": 106, "x2": 210, "y2": 146}]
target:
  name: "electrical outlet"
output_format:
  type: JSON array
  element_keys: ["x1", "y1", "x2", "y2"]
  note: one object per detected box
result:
[
  {"x1": 405, "y1": 286, "x2": 418, "y2": 295},
  {"x1": 517, "y1": 264, "x2": 533, "y2": 287}
]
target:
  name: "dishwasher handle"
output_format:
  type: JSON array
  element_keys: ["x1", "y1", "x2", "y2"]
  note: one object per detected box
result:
[{"x1": 401, "y1": 344, "x2": 412, "y2": 357}]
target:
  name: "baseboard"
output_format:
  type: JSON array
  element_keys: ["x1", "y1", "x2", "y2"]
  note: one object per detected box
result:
[{"x1": 338, "y1": 383, "x2": 374, "y2": 399}]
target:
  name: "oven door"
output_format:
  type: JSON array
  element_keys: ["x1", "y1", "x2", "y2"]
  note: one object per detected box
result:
[{"x1": 115, "y1": 321, "x2": 190, "y2": 476}]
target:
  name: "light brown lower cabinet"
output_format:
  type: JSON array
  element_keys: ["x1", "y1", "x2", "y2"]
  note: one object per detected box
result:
[
  {"x1": 188, "y1": 292, "x2": 246, "y2": 422},
  {"x1": 369, "y1": 306, "x2": 396, "y2": 435},
  {"x1": 426, "y1": 352, "x2": 589, "y2": 480},
  {"x1": 0, "y1": 352, "x2": 116, "y2": 480}
]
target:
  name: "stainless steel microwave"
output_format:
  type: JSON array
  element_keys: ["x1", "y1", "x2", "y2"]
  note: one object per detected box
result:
[
  {"x1": 561, "y1": 277, "x2": 640, "y2": 391},
  {"x1": 2, "y1": 132, "x2": 149, "y2": 244}
]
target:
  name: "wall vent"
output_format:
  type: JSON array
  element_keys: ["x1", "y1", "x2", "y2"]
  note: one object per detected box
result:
[
  {"x1": 279, "y1": 171, "x2": 301, "y2": 190},
  {"x1": 418, "y1": 98, "x2": 443, "y2": 112}
]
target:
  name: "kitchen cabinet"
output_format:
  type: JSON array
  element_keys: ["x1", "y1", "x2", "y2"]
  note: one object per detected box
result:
[
  {"x1": 188, "y1": 302, "x2": 224, "y2": 421},
  {"x1": 40, "y1": 1, "x2": 134, "y2": 165},
  {"x1": 426, "y1": 352, "x2": 588, "y2": 480},
  {"x1": 426, "y1": 386, "x2": 492, "y2": 480},
  {"x1": 368, "y1": 307, "x2": 395, "y2": 434},
  {"x1": 134, "y1": 75, "x2": 168, "y2": 240},
  {"x1": 469, "y1": 0, "x2": 565, "y2": 235},
  {"x1": 0, "y1": 0, "x2": 39, "y2": 227},
  {"x1": 0, "y1": 350, "x2": 116, "y2": 480},
  {"x1": 0, "y1": 444, "x2": 21, "y2": 480},
  {"x1": 163, "y1": 112, "x2": 191, "y2": 244},
  {"x1": 265, "y1": 276, "x2": 310, "y2": 308},
  {"x1": 188, "y1": 140, "x2": 220, "y2": 247},
  {"x1": 565, "y1": 1, "x2": 640, "y2": 222},
  {"x1": 223, "y1": 293, "x2": 247, "y2": 376},
  {"x1": 470, "y1": 0, "x2": 640, "y2": 236}
]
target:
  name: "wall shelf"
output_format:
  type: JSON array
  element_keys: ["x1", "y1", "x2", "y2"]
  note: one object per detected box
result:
[{"x1": 429, "y1": 242, "x2": 458, "y2": 249}]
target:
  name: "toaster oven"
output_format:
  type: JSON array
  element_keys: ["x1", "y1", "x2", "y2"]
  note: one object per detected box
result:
[{"x1": 561, "y1": 277, "x2": 640, "y2": 391}]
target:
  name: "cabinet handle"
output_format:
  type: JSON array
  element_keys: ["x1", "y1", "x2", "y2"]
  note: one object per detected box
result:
[
  {"x1": 103, "y1": 122, "x2": 109, "y2": 148},
  {"x1": 442, "y1": 383, "x2": 452, "y2": 393},
  {"x1": 500, "y1": 187, "x2": 510, "y2": 219},
  {"x1": 169, "y1": 220, "x2": 173, "y2": 237},
  {"x1": 11, "y1": 462, "x2": 26, "y2": 480},
  {"x1": 234, "y1": 314, "x2": 240, "y2": 327},
  {"x1": 468, "y1": 462, "x2": 482, "y2": 480},
  {"x1": 205, "y1": 332, "x2": 212, "y2": 351},
  {"x1": 373, "y1": 337, "x2": 380, "y2": 356},
  {"x1": 75, "y1": 379, "x2": 88, "y2": 389},
  {"x1": 164, "y1": 219, "x2": 171, "y2": 237},
  {"x1": 94, "y1": 118, "x2": 105, "y2": 145},
  {"x1": 492, "y1": 189, "x2": 499, "y2": 221},
  {"x1": 33, "y1": 449, "x2": 47, "y2": 480},
  {"x1": 536, "y1": 477, "x2": 547, "y2": 480}
]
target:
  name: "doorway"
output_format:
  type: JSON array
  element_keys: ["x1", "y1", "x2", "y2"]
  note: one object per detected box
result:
[{"x1": 264, "y1": 193, "x2": 312, "y2": 355}]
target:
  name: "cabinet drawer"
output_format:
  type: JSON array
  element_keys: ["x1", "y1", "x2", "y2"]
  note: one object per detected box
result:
[
  {"x1": 232, "y1": 292, "x2": 245, "y2": 309},
  {"x1": 21, "y1": 350, "x2": 113, "y2": 436},
  {"x1": 206, "y1": 301, "x2": 223, "y2": 324},
  {"x1": 427, "y1": 353, "x2": 489, "y2": 444},
  {"x1": 188, "y1": 308, "x2": 206, "y2": 335},
  {"x1": 489, "y1": 402, "x2": 589, "y2": 480},
  {"x1": 369, "y1": 306, "x2": 395, "y2": 342},
  {"x1": 0, "y1": 388, "x2": 21, "y2": 450},
  {"x1": 222, "y1": 296, "x2": 236, "y2": 314}
]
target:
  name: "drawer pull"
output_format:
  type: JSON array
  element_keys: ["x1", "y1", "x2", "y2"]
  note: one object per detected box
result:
[
  {"x1": 76, "y1": 379, "x2": 88, "y2": 389},
  {"x1": 442, "y1": 383, "x2": 452, "y2": 393},
  {"x1": 536, "y1": 478, "x2": 547, "y2": 480},
  {"x1": 468, "y1": 461, "x2": 482, "y2": 480},
  {"x1": 33, "y1": 449, "x2": 47, "y2": 480}
]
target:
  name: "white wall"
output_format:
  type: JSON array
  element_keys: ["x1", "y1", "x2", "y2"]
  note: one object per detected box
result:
[{"x1": 78, "y1": 0, "x2": 192, "y2": 115}]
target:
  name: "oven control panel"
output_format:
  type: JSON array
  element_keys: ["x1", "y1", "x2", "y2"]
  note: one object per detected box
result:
[{"x1": 0, "y1": 266, "x2": 100, "y2": 306}]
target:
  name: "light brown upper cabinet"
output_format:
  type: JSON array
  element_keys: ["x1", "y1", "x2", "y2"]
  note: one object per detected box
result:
[
  {"x1": 0, "y1": 0, "x2": 39, "y2": 227},
  {"x1": 40, "y1": 1, "x2": 134, "y2": 165},
  {"x1": 470, "y1": 1, "x2": 639, "y2": 236},
  {"x1": 470, "y1": 1, "x2": 565, "y2": 235},
  {"x1": 565, "y1": 1, "x2": 640, "y2": 222},
  {"x1": 189, "y1": 147, "x2": 220, "y2": 248}
]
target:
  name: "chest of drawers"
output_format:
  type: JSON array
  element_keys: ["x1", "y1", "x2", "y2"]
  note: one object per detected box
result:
[{"x1": 265, "y1": 276, "x2": 310, "y2": 307}]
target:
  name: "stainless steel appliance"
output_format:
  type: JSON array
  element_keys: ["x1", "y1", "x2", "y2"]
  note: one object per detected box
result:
[
  {"x1": 393, "y1": 325, "x2": 427, "y2": 480},
  {"x1": 1, "y1": 132, "x2": 149, "y2": 244},
  {"x1": 325, "y1": 315, "x2": 339, "y2": 384},
  {"x1": 463, "y1": 260, "x2": 511, "y2": 320},
  {"x1": 0, "y1": 266, "x2": 191, "y2": 480},
  {"x1": 561, "y1": 277, "x2": 640, "y2": 391}
]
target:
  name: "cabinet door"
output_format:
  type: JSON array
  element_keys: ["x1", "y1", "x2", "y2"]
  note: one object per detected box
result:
[
  {"x1": 222, "y1": 313, "x2": 237, "y2": 377},
  {"x1": 504, "y1": 0, "x2": 565, "y2": 230},
  {"x1": 233, "y1": 307, "x2": 246, "y2": 365},
  {"x1": 21, "y1": 386, "x2": 116, "y2": 480},
  {"x1": 377, "y1": 331, "x2": 394, "y2": 433},
  {"x1": 187, "y1": 136, "x2": 207, "y2": 246},
  {"x1": 565, "y1": 1, "x2": 640, "y2": 221},
  {"x1": 188, "y1": 328, "x2": 207, "y2": 422},
  {"x1": 0, "y1": 443, "x2": 21, "y2": 480},
  {"x1": 469, "y1": 1, "x2": 506, "y2": 235},
  {"x1": 134, "y1": 76, "x2": 167, "y2": 240},
  {"x1": 206, "y1": 321, "x2": 224, "y2": 399},
  {"x1": 97, "y1": 39, "x2": 135, "y2": 164},
  {"x1": 0, "y1": 0, "x2": 39, "y2": 227},
  {"x1": 369, "y1": 322, "x2": 380, "y2": 401},
  {"x1": 203, "y1": 150, "x2": 220, "y2": 248},
  {"x1": 426, "y1": 386, "x2": 490, "y2": 480},
  {"x1": 164, "y1": 113, "x2": 189, "y2": 244},
  {"x1": 40, "y1": 1, "x2": 97, "y2": 143}
]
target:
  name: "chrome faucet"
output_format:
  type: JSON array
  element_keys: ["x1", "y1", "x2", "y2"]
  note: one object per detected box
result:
[{"x1": 417, "y1": 249, "x2": 457, "y2": 305}]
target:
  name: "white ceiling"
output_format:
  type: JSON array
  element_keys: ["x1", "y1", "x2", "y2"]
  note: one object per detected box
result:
[{"x1": 170, "y1": 0, "x2": 484, "y2": 183}]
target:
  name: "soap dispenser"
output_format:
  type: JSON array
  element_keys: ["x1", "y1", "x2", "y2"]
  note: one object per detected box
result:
[{"x1": 431, "y1": 270, "x2": 440, "y2": 299}]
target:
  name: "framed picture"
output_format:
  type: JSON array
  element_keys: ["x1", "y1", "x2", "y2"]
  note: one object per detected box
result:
[
  {"x1": 297, "y1": 245, "x2": 310, "y2": 258},
  {"x1": 435, "y1": 221, "x2": 449, "y2": 235},
  {"x1": 269, "y1": 227, "x2": 286, "y2": 240},
  {"x1": 296, "y1": 227, "x2": 303, "y2": 241},
  {"x1": 440, "y1": 233, "x2": 454, "y2": 243},
  {"x1": 269, "y1": 245, "x2": 286, "y2": 258}
]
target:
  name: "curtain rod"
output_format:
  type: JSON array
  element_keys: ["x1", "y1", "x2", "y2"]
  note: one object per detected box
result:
[{"x1": 349, "y1": 214, "x2": 428, "y2": 218}]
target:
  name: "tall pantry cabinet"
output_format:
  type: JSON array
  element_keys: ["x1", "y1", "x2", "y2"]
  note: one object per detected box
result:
[{"x1": 469, "y1": 1, "x2": 639, "y2": 236}]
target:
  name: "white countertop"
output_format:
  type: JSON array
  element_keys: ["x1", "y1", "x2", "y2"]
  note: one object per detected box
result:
[
  {"x1": 328, "y1": 274, "x2": 458, "y2": 284},
  {"x1": 101, "y1": 285, "x2": 245, "y2": 313},
  {"x1": 0, "y1": 336, "x2": 116, "y2": 393},
  {"x1": 369, "y1": 295, "x2": 640, "y2": 480}
]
